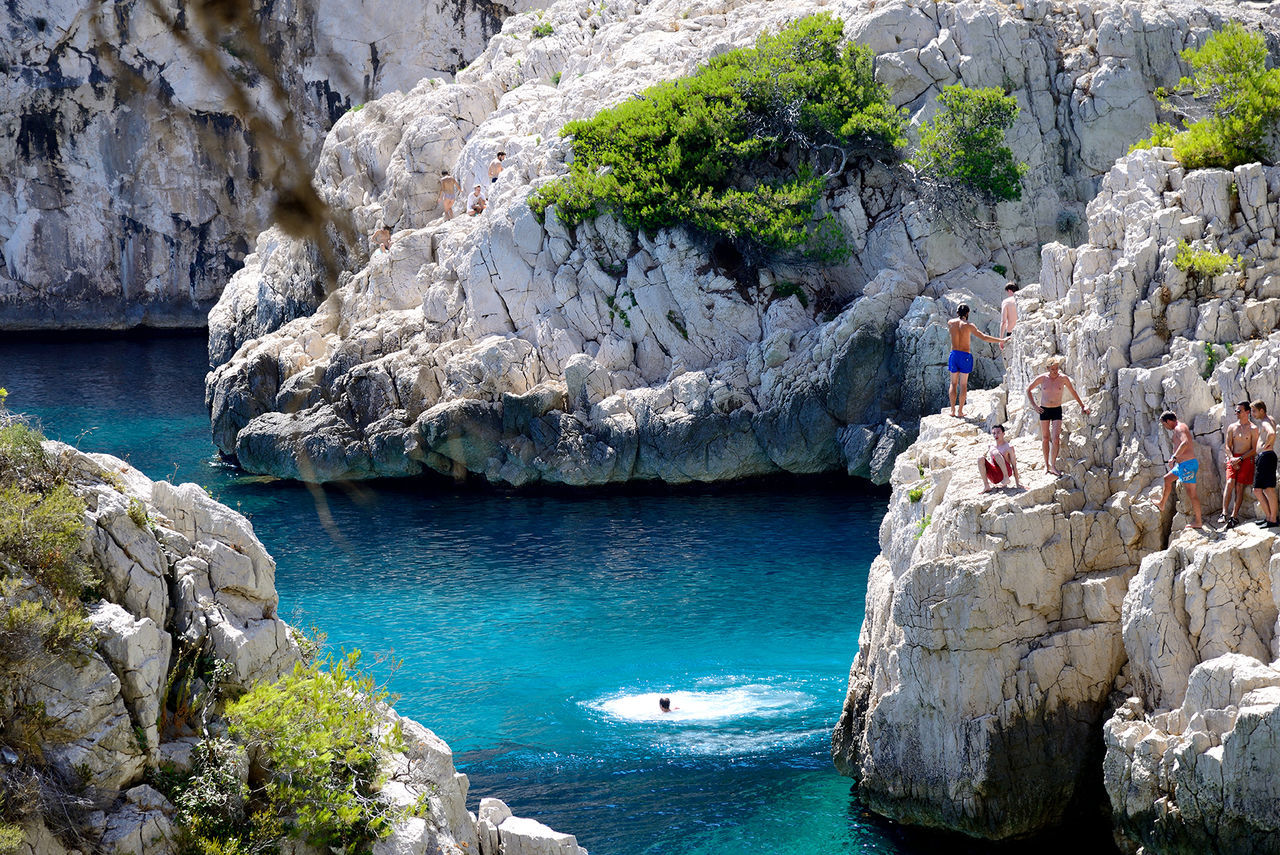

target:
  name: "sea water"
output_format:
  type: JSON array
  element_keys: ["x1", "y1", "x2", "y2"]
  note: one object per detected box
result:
[{"x1": 0, "y1": 333, "x2": 1087, "y2": 855}]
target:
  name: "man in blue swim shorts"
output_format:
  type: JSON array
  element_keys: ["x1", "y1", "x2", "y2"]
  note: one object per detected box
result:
[
  {"x1": 946, "y1": 304, "x2": 1007, "y2": 418},
  {"x1": 1157, "y1": 410, "x2": 1203, "y2": 529}
]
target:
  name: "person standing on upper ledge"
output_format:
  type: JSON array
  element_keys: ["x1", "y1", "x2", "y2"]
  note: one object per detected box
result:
[
  {"x1": 488, "y1": 150, "x2": 506, "y2": 184},
  {"x1": 1220, "y1": 401, "x2": 1257, "y2": 528},
  {"x1": 1251, "y1": 400, "x2": 1277, "y2": 528},
  {"x1": 945, "y1": 304, "x2": 1007, "y2": 419},
  {"x1": 1157, "y1": 410, "x2": 1203, "y2": 530},
  {"x1": 1025, "y1": 357, "x2": 1090, "y2": 476},
  {"x1": 999, "y1": 283, "x2": 1018, "y2": 349}
]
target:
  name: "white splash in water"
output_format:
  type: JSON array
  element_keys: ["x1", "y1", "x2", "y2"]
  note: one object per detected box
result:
[{"x1": 588, "y1": 684, "x2": 814, "y2": 723}]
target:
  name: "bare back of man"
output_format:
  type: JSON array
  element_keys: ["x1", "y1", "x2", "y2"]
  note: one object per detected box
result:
[
  {"x1": 1158, "y1": 412, "x2": 1203, "y2": 529},
  {"x1": 944, "y1": 306, "x2": 1005, "y2": 418}
]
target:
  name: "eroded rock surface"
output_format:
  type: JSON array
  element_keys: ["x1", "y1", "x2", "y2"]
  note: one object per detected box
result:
[
  {"x1": 0, "y1": 0, "x2": 539, "y2": 329},
  {"x1": 206, "y1": 0, "x2": 1275, "y2": 487},
  {"x1": 4, "y1": 443, "x2": 583, "y2": 854},
  {"x1": 833, "y1": 147, "x2": 1280, "y2": 845}
]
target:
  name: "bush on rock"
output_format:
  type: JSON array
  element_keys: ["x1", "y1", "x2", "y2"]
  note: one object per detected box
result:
[
  {"x1": 909, "y1": 85, "x2": 1026, "y2": 226},
  {"x1": 1134, "y1": 23, "x2": 1280, "y2": 169},
  {"x1": 529, "y1": 14, "x2": 906, "y2": 263}
]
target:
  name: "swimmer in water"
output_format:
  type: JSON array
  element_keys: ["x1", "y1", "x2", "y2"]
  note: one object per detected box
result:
[{"x1": 659, "y1": 696, "x2": 678, "y2": 713}]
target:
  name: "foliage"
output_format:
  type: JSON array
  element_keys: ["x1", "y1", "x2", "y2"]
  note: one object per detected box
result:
[
  {"x1": 771, "y1": 281, "x2": 809, "y2": 308},
  {"x1": 529, "y1": 15, "x2": 906, "y2": 262},
  {"x1": 0, "y1": 484, "x2": 92, "y2": 600},
  {"x1": 907, "y1": 487, "x2": 924, "y2": 503},
  {"x1": 551, "y1": 70, "x2": 562, "y2": 86},
  {"x1": 1174, "y1": 240, "x2": 1240, "y2": 282},
  {"x1": 1149, "y1": 24, "x2": 1280, "y2": 169},
  {"x1": 910, "y1": 85, "x2": 1026, "y2": 209},
  {"x1": 128, "y1": 497, "x2": 150, "y2": 530},
  {"x1": 1203, "y1": 341, "x2": 1221, "y2": 378},
  {"x1": 914, "y1": 514, "x2": 932, "y2": 539},
  {"x1": 1129, "y1": 120, "x2": 1178, "y2": 152},
  {"x1": 532, "y1": 22, "x2": 553, "y2": 37},
  {"x1": 991, "y1": 263, "x2": 1007, "y2": 276},
  {"x1": 0, "y1": 822, "x2": 21, "y2": 855},
  {"x1": 220, "y1": 652, "x2": 408, "y2": 854}
]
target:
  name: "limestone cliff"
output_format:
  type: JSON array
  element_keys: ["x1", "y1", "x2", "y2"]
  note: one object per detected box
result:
[
  {"x1": 205, "y1": 0, "x2": 1273, "y2": 487},
  {"x1": 832, "y1": 148, "x2": 1280, "y2": 850},
  {"x1": 0, "y1": 0, "x2": 537, "y2": 330},
  {"x1": 1, "y1": 441, "x2": 584, "y2": 855}
]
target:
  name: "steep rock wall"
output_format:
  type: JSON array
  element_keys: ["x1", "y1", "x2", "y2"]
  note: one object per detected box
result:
[
  {"x1": 204, "y1": 0, "x2": 1273, "y2": 487},
  {"x1": 832, "y1": 148, "x2": 1280, "y2": 847},
  {"x1": 0, "y1": 0, "x2": 536, "y2": 330}
]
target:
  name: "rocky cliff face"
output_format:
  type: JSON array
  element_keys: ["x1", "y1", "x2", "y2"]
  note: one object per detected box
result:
[
  {"x1": 0, "y1": 0, "x2": 537, "y2": 330},
  {"x1": 3, "y1": 441, "x2": 584, "y2": 855},
  {"x1": 832, "y1": 148, "x2": 1280, "y2": 850},
  {"x1": 204, "y1": 0, "x2": 1271, "y2": 487}
]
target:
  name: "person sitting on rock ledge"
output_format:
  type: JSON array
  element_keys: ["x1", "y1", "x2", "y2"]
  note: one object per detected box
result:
[
  {"x1": 370, "y1": 225, "x2": 391, "y2": 252},
  {"x1": 467, "y1": 184, "x2": 487, "y2": 216},
  {"x1": 1219, "y1": 401, "x2": 1257, "y2": 528},
  {"x1": 945, "y1": 304, "x2": 1007, "y2": 419},
  {"x1": 979, "y1": 424, "x2": 1022, "y2": 492},
  {"x1": 1025, "y1": 357, "x2": 1090, "y2": 476},
  {"x1": 1251, "y1": 400, "x2": 1277, "y2": 528},
  {"x1": 1157, "y1": 411, "x2": 1203, "y2": 530}
]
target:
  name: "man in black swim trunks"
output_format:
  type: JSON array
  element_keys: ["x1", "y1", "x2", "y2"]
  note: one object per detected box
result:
[
  {"x1": 1026, "y1": 357, "x2": 1090, "y2": 476},
  {"x1": 1251, "y1": 400, "x2": 1278, "y2": 527}
]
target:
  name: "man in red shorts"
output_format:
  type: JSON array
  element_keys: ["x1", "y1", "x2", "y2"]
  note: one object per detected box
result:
[
  {"x1": 978, "y1": 424, "x2": 1022, "y2": 492},
  {"x1": 1220, "y1": 401, "x2": 1257, "y2": 527}
]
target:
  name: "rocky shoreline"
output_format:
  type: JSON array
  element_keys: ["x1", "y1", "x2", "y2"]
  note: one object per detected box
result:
[
  {"x1": 2, "y1": 440, "x2": 585, "y2": 855},
  {"x1": 204, "y1": 0, "x2": 1276, "y2": 488},
  {"x1": 833, "y1": 148, "x2": 1280, "y2": 851}
]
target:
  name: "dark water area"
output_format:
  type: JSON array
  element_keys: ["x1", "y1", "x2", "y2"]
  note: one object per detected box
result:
[{"x1": 0, "y1": 331, "x2": 1115, "y2": 855}]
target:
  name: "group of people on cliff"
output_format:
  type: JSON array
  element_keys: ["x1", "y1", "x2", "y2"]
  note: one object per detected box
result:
[
  {"x1": 368, "y1": 150, "x2": 509, "y2": 253},
  {"x1": 949, "y1": 295, "x2": 1278, "y2": 532}
]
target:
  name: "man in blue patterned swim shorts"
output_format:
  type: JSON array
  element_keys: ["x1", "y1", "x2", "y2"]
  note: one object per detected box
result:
[
  {"x1": 945, "y1": 304, "x2": 1007, "y2": 418},
  {"x1": 1157, "y1": 410, "x2": 1203, "y2": 529}
]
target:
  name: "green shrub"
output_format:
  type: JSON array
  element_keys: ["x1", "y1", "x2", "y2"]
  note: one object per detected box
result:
[
  {"x1": 551, "y1": 70, "x2": 562, "y2": 86},
  {"x1": 907, "y1": 487, "x2": 924, "y2": 503},
  {"x1": 914, "y1": 514, "x2": 932, "y2": 539},
  {"x1": 992, "y1": 263, "x2": 1007, "y2": 276},
  {"x1": 127, "y1": 498, "x2": 149, "y2": 530},
  {"x1": 1129, "y1": 121, "x2": 1178, "y2": 152},
  {"x1": 771, "y1": 281, "x2": 809, "y2": 308},
  {"x1": 532, "y1": 22, "x2": 553, "y2": 37},
  {"x1": 529, "y1": 14, "x2": 906, "y2": 262},
  {"x1": 0, "y1": 484, "x2": 92, "y2": 600},
  {"x1": 910, "y1": 85, "x2": 1026, "y2": 204},
  {"x1": 1174, "y1": 240, "x2": 1240, "y2": 282},
  {"x1": 223, "y1": 653, "x2": 408, "y2": 853},
  {"x1": 1153, "y1": 24, "x2": 1280, "y2": 169},
  {"x1": 0, "y1": 822, "x2": 22, "y2": 855}
]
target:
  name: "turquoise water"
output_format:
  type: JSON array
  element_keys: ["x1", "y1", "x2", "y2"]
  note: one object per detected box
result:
[{"x1": 0, "y1": 333, "x2": 1099, "y2": 855}]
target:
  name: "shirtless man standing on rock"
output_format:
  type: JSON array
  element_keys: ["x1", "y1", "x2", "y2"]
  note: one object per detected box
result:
[
  {"x1": 1157, "y1": 410, "x2": 1203, "y2": 530},
  {"x1": 1220, "y1": 401, "x2": 1257, "y2": 527},
  {"x1": 945, "y1": 304, "x2": 1007, "y2": 418},
  {"x1": 1251, "y1": 400, "x2": 1278, "y2": 528},
  {"x1": 1025, "y1": 357, "x2": 1090, "y2": 476}
]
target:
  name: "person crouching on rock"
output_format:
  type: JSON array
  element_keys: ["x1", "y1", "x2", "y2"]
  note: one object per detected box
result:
[
  {"x1": 945, "y1": 304, "x2": 1007, "y2": 418},
  {"x1": 1157, "y1": 410, "x2": 1203, "y2": 530},
  {"x1": 467, "y1": 184, "x2": 487, "y2": 216},
  {"x1": 979, "y1": 424, "x2": 1022, "y2": 492}
]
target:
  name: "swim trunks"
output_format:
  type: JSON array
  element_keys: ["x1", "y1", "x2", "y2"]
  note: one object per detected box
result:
[
  {"x1": 1254, "y1": 450, "x2": 1277, "y2": 489},
  {"x1": 1227, "y1": 455, "x2": 1255, "y2": 484},
  {"x1": 1172, "y1": 458, "x2": 1199, "y2": 484},
  {"x1": 1039, "y1": 405, "x2": 1064, "y2": 422},
  {"x1": 984, "y1": 458, "x2": 1005, "y2": 483},
  {"x1": 947, "y1": 350, "x2": 974, "y2": 374},
  {"x1": 491, "y1": 176, "x2": 499, "y2": 183},
  {"x1": 443, "y1": 192, "x2": 456, "y2": 202}
]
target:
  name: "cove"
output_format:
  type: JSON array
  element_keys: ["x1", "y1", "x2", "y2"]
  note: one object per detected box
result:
[{"x1": 3, "y1": 332, "x2": 1031, "y2": 854}]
